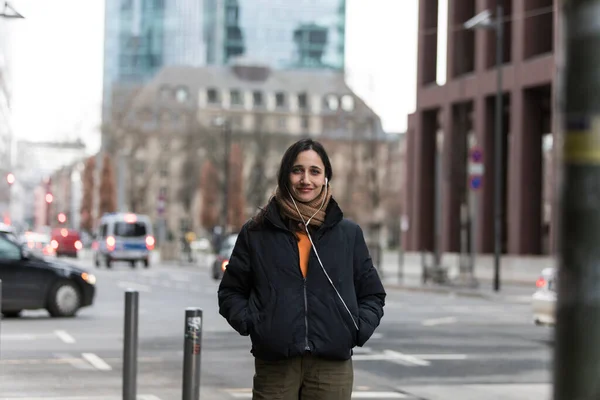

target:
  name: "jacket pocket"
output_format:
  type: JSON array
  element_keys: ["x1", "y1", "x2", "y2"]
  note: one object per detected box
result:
[
  {"x1": 333, "y1": 295, "x2": 358, "y2": 347},
  {"x1": 248, "y1": 285, "x2": 276, "y2": 339}
]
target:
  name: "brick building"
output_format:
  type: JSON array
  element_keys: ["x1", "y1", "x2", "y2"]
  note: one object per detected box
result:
[{"x1": 404, "y1": 0, "x2": 558, "y2": 256}]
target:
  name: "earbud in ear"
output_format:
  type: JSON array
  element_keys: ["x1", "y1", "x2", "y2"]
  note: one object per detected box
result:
[{"x1": 325, "y1": 178, "x2": 328, "y2": 186}]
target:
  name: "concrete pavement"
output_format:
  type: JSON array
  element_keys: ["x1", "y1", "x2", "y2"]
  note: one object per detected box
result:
[{"x1": 0, "y1": 251, "x2": 553, "y2": 399}]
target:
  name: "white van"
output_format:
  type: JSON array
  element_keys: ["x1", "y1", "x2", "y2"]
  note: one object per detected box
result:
[{"x1": 93, "y1": 213, "x2": 155, "y2": 268}]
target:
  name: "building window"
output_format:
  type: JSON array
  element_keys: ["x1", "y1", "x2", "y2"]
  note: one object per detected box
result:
[
  {"x1": 175, "y1": 87, "x2": 189, "y2": 103},
  {"x1": 134, "y1": 161, "x2": 145, "y2": 174},
  {"x1": 297, "y1": 93, "x2": 308, "y2": 110},
  {"x1": 341, "y1": 95, "x2": 355, "y2": 111},
  {"x1": 159, "y1": 85, "x2": 171, "y2": 100},
  {"x1": 275, "y1": 92, "x2": 286, "y2": 108},
  {"x1": 277, "y1": 117, "x2": 287, "y2": 131},
  {"x1": 326, "y1": 95, "x2": 339, "y2": 111},
  {"x1": 253, "y1": 91, "x2": 263, "y2": 108},
  {"x1": 159, "y1": 136, "x2": 170, "y2": 150},
  {"x1": 159, "y1": 162, "x2": 169, "y2": 177},
  {"x1": 159, "y1": 186, "x2": 168, "y2": 200},
  {"x1": 230, "y1": 89, "x2": 243, "y2": 106},
  {"x1": 301, "y1": 116, "x2": 310, "y2": 130},
  {"x1": 207, "y1": 88, "x2": 220, "y2": 104}
]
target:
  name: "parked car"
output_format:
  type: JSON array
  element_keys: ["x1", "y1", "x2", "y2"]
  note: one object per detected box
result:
[
  {"x1": 0, "y1": 223, "x2": 18, "y2": 242},
  {"x1": 20, "y1": 231, "x2": 55, "y2": 257},
  {"x1": 532, "y1": 267, "x2": 556, "y2": 326},
  {"x1": 211, "y1": 234, "x2": 237, "y2": 280},
  {"x1": 50, "y1": 228, "x2": 82, "y2": 258},
  {"x1": 0, "y1": 233, "x2": 96, "y2": 318}
]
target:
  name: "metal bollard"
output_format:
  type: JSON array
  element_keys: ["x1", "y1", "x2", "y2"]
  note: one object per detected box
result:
[
  {"x1": 123, "y1": 290, "x2": 139, "y2": 400},
  {"x1": 182, "y1": 308, "x2": 203, "y2": 400},
  {"x1": 0, "y1": 279, "x2": 2, "y2": 359}
]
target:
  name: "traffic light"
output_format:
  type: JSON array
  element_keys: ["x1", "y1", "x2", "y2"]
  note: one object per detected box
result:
[
  {"x1": 6, "y1": 173, "x2": 14, "y2": 185},
  {"x1": 45, "y1": 193, "x2": 53, "y2": 204},
  {"x1": 57, "y1": 213, "x2": 66, "y2": 223}
]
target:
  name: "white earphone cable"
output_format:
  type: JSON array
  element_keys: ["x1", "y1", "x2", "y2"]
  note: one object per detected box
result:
[{"x1": 288, "y1": 181, "x2": 359, "y2": 331}]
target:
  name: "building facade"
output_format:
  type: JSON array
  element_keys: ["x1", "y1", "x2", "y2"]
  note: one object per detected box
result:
[
  {"x1": 102, "y1": 0, "x2": 206, "y2": 123},
  {"x1": 204, "y1": 0, "x2": 346, "y2": 70},
  {"x1": 107, "y1": 61, "x2": 395, "y2": 242},
  {"x1": 404, "y1": 0, "x2": 557, "y2": 256},
  {"x1": 12, "y1": 140, "x2": 87, "y2": 228}
]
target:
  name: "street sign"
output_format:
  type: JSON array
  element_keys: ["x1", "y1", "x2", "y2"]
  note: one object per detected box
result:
[{"x1": 468, "y1": 146, "x2": 484, "y2": 191}]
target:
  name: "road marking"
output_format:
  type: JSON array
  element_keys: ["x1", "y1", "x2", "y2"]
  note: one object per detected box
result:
[
  {"x1": 81, "y1": 353, "x2": 112, "y2": 371},
  {"x1": 0, "y1": 334, "x2": 37, "y2": 341},
  {"x1": 54, "y1": 353, "x2": 93, "y2": 370},
  {"x1": 54, "y1": 330, "x2": 76, "y2": 343},
  {"x1": 225, "y1": 390, "x2": 406, "y2": 399},
  {"x1": 0, "y1": 356, "x2": 161, "y2": 366},
  {"x1": 117, "y1": 281, "x2": 151, "y2": 293},
  {"x1": 422, "y1": 316, "x2": 458, "y2": 326},
  {"x1": 353, "y1": 347, "x2": 372, "y2": 354},
  {"x1": 411, "y1": 353, "x2": 468, "y2": 360},
  {"x1": 0, "y1": 396, "x2": 162, "y2": 400},
  {"x1": 353, "y1": 350, "x2": 430, "y2": 366},
  {"x1": 383, "y1": 350, "x2": 431, "y2": 366}
]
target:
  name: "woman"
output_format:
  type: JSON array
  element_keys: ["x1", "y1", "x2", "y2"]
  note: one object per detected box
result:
[{"x1": 218, "y1": 138, "x2": 386, "y2": 399}]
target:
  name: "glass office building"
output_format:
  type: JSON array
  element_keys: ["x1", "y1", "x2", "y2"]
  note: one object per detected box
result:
[
  {"x1": 103, "y1": 0, "x2": 205, "y2": 120},
  {"x1": 205, "y1": 0, "x2": 346, "y2": 70}
]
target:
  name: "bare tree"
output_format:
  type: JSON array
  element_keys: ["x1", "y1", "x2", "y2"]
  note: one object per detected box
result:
[
  {"x1": 80, "y1": 156, "x2": 96, "y2": 232},
  {"x1": 228, "y1": 142, "x2": 246, "y2": 231},
  {"x1": 200, "y1": 159, "x2": 219, "y2": 231},
  {"x1": 99, "y1": 153, "x2": 117, "y2": 216}
]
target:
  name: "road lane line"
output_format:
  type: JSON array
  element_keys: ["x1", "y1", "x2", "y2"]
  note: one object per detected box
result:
[
  {"x1": 117, "y1": 281, "x2": 151, "y2": 293},
  {"x1": 422, "y1": 316, "x2": 458, "y2": 326},
  {"x1": 54, "y1": 352, "x2": 92, "y2": 370},
  {"x1": 54, "y1": 330, "x2": 76, "y2": 343},
  {"x1": 0, "y1": 334, "x2": 36, "y2": 341},
  {"x1": 383, "y1": 350, "x2": 431, "y2": 366},
  {"x1": 411, "y1": 353, "x2": 468, "y2": 360},
  {"x1": 82, "y1": 353, "x2": 112, "y2": 371}
]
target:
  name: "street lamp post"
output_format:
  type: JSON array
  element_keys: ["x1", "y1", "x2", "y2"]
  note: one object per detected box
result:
[
  {"x1": 213, "y1": 117, "x2": 231, "y2": 250},
  {"x1": 464, "y1": 3, "x2": 504, "y2": 292}
]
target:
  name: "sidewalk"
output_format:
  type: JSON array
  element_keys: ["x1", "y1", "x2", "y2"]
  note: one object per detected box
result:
[
  {"x1": 377, "y1": 250, "x2": 538, "y2": 302},
  {"x1": 399, "y1": 383, "x2": 551, "y2": 400}
]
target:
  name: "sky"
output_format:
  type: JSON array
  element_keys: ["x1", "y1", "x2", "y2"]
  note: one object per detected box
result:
[{"x1": 7, "y1": 0, "x2": 420, "y2": 155}]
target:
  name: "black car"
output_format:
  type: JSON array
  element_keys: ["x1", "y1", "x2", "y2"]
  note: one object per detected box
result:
[{"x1": 0, "y1": 234, "x2": 96, "y2": 318}]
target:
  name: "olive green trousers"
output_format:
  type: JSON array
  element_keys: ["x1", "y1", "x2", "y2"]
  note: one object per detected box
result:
[{"x1": 252, "y1": 353, "x2": 353, "y2": 400}]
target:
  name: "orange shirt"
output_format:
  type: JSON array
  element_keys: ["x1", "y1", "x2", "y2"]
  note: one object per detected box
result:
[{"x1": 297, "y1": 232, "x2": 311, "y2": 278}]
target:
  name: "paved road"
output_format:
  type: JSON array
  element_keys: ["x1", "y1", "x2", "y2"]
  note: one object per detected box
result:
[{"x1": 0, "y1": 254, "x2": 553, "y2": 399}]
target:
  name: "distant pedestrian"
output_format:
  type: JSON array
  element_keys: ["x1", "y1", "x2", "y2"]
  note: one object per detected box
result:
[{"x1": 218, "y1": 138, "x2": 386, "y2": 399}]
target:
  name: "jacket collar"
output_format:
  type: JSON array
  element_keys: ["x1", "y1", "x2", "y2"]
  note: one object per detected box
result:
[{"x1": 264, "y1": 196, "x2": 344, "y2": 232}]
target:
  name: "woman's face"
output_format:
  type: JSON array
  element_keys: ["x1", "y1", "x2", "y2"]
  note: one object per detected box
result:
[{"x1": 288, "y1": 150, "x2": 326, "y2": 203}]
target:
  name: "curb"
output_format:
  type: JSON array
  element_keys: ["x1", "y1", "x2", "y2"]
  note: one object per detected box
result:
[{"x1": 383, "y1": 281, "x2": 534, "y2": 302}]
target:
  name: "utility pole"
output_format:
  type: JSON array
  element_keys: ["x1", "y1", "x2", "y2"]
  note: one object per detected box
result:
[
  {"x1": 554, "y1": 1, "x2": 600, "y2": 398},
  {"x1": 221, "y1": 119, "x2": 231, "y2": 238},
  {"x1": 464, "y1": 3, "x2": 504, "y2": 292}
]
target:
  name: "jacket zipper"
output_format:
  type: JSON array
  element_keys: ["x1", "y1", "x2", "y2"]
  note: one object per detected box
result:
[{"x1": 303, "y1": 278, "x2": 310, "y2": 351}]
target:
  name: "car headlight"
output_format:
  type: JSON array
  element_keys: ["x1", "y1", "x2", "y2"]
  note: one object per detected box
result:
[{"x1": 81, "y1": 272, "x2": 96, "y2": 285}]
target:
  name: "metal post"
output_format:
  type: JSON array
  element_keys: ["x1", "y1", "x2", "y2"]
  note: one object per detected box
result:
[
  {"x1": 182, "y1": 308, "x2": 203, "y2": 400},
  {"x1": 221, "y1": 120, "x2": 231, "y2": 238},
  {"x1": 0, "y1": 280, "x2": 2, "y2": 359},
  {"x1": 123, "y1": 290, "x2": 139, "y2": 400},
  {"x1": 554, "y1": 1, "x2": 600, "y2": 398},
  {"x1": 493, "y1": 3, "x2": 504, "y2": 292},
  {"x1": 433, "y1": 131, "x2": 443, "y2": 281}
]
